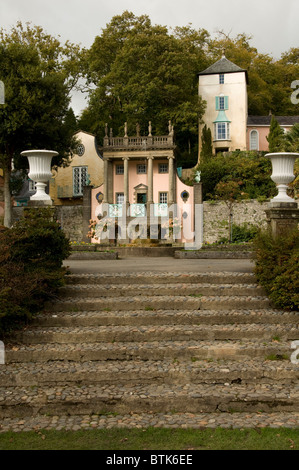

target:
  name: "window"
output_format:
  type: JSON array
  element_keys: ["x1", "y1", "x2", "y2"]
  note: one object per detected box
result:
[
  {"x1": 73, "y1": 167, "x2": 88, "y2": 196},
  {"x1": 137, "y1": 164, "x2": 147, "y2": 174},
  {"x1": 158, "y1": 163, "x2": 168, "y2": 174},
  {"x1": 76, "y1": 144, "x2": 85, "y2": 156},
  {"x1": 216, "y1": 95, "x2": 229, "y2": 110},
  {"x1": 116, "y1": 193, "x2": 125, "y2": 204},
  {"x1": 219, "y1": 73, "x2": 224, "y2": 84},
  {"x1": 116, "y1": 164, "x2": 124, "y2": 175},
  {"x1": 219, "y1": 96, "x2": 225, "y2": 110},
  {"x1": 215, "y1": 122, "x2": 230, "y2": 140},
  {"x1": 250, "y1": 130, "x2": 259, "y2": 150},
  {"x1": 159, "y1": 192, "x2": 168, "y2": 204}
]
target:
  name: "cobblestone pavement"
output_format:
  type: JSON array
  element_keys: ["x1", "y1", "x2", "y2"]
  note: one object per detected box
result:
[{"x1": 1, "y1": 412, "x2": 299, "y2": 433}]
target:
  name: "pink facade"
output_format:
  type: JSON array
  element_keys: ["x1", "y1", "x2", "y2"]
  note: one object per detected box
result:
[
  {"x1": 112, "y1": 160, "x2": 170, "y2": 204},
  {"x1": 247, "y1": 125, "x2": 294, "y2": 152},
  {"x1": 90, "y1": 168, "x2": 195, "y2": 244},
  {"x1": 247, "y1": 126, "x2": 269, "y2": 152}
]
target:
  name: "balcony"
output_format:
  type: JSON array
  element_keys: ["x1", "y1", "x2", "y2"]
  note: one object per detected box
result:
[{"x1": 103, "y1": 135, "x2": 174, "y2": 150}]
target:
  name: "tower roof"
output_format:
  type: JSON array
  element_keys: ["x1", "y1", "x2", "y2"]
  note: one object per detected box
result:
[{"x1": 198, "y1": 56, "x2": 248, "y2": 83}]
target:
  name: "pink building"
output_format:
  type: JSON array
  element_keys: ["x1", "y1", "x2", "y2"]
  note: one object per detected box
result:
[
  {"x1": 247, "y1": 116, "x2": 299, "y2": 151},
  {"x1": 90, "y1": 123, "x2": 198, "y2": 244}
]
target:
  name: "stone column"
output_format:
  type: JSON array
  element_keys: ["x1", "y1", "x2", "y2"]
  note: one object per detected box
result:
[
  {"x1": 103, "y1": 158, "x2": 109, "y2": 203},
  {"x1": 146, "y1": 156, "x2": 154, "y2": 230},
  {"x1": 168, "y1": 156, "x2": 174, "y2": 204},
  {"x1": 147, "y1": 156, "x2": 154, "y2": 204},
  {"x1": 122, "y1": 157, "x2": 129, "y2": 204},
  {"x1": 82, "y1": 185, "x2": 93, "y2": 242}
]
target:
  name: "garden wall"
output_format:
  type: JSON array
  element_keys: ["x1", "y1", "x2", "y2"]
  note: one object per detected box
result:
[
  {"x1": 55, "y1": 205, "x2": 84, "y2": 243},
  {"x1": 12, "y1": 199, "x2": 269, "y2": 244},
  {"x1": 203, "y1": 199, "x2": 268, "y2": 244}
]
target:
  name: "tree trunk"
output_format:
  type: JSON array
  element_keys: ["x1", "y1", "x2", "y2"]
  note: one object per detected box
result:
[{"x1": 3, "y1": 164, "x2": 12, "y2": 228}]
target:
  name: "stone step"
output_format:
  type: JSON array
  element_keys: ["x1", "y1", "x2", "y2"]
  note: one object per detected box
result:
[
  {"x1": 58, "y1": 283, "x2": 265, "y2": 298},
  {"x1": 1, "y1": 411, "x2": 299, "y2": 432},
  {"x1": 45, "y1": 295, "x2": 270, "y2": 312},
  {"x1": 1, "y1": 382, "x2": 298, "y2": 418},
  {"x1": 12, "y1": 324, "x2": 299, "y2": 344},
  {"x1": 65, "y1": 272, "x2": 257, "y2": 286},
  {"x1": 1, "y1": 359, "x2": 298, "y2": 387},
  {"x1": 5, "y1": 340, "x2": 293, "y2": 363},
  {"x1": 34, "y1": 309, "x2": 299, "y2": 327}
]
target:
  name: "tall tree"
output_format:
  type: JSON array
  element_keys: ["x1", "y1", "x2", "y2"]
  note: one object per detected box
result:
[
  {"x1": 80, "y1": 12, "x2": 208, "y2": 163},
  {"x1": 200, "y1": 124, "x2": 213, "y2": 163},
  {"x1": 0, "y1": 23, "x2": 82, "y2": 227},
  {"x1": 267, "y1": 116, "x2": 285, "y2": 152}
]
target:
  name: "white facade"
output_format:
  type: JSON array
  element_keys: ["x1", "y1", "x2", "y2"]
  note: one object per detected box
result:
[{"x1": 198, "y1": 57, "x2": 248, "y2": 159}]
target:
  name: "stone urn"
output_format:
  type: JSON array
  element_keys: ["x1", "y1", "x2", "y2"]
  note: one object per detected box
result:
[
  {"x1": 266, "y1": 152, "x2": 299, "y2": 203},
  {"x1": 21, "y1": 150, "x2": 58, "y2": 203}
]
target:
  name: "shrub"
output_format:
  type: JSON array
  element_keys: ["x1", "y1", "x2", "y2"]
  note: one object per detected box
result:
[
  {"x1": 231, "y1": 223, "x2": 259, "y2": 243},
  {"x1": 253, "y1": 228, "x2": 299, "y2": 310},
  {"x1": 0, "y1": 208, "x2": 71, "y2": 336}
]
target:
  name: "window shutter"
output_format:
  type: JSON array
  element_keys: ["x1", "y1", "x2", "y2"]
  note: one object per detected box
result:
[
  {"x1": 215, "y1": 96, "x2": 220, "y2": 110},
  {"x1": 224, "y1": 96, "x2": 229, "y2": 110}
]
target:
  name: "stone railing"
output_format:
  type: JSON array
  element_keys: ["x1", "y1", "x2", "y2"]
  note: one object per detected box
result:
[{"x1": 103, "y1": 135, "x2": 174, "y2": 149}]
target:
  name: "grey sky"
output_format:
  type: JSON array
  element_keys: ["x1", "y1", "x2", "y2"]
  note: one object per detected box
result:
[{"x1": 1, "y1": 0, "x2": 298, "y2": 114}]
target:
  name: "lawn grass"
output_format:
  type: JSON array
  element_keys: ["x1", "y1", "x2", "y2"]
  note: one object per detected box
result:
[{"x1": 0, "y1": 427, "x2": 298, "y2": 450}]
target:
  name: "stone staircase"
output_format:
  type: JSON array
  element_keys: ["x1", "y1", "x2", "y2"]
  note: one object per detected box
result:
[{"x1": 1, "y1": 271, "x2": 299, "y2": 431}]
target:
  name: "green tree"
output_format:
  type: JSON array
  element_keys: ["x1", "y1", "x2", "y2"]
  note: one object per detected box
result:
[
  {"x1": 284, "y1": 123, "x2": 299, "y2": 152},
  {"x1": 200, "y1": 124, "x2": 213, "y2": 163},
  {"x1": 195, "y1": 151, "x2": 276, "y2": 201},
  {"x1": 80, "y1": 12, "x2": 208, "y2": 162},
  {"x1": 0, "y1": 23, "x2": 82, "y2": 227},
  {"x1": 266, "y1": 116, "x2": 285, "y2": 152}
]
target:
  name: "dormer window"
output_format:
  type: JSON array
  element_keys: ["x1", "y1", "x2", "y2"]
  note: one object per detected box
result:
[{"x1": 219, "y1": 73, "x2": 224, "y2": 84}]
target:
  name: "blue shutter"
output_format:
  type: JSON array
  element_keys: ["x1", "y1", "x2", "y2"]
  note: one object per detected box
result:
[
  {"x1": 224, "y1": 96, "x2": 229, "y2": 110},
  {"x1": 215, "y1": 96, "x2": 220, "y2": 110}
]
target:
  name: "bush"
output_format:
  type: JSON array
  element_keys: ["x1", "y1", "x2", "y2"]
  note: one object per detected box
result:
[
  {"x1": 195, "y1": 151, "x2": 277, "y2": 201},
  {"x1": 0, "y1": 208, "x2": 71, "y2": 336},
  {"x1": 231, "y1": 223, "x2": 259, "y2": 243},
  {"x1": 253, "y1": 229, "x2": 299, "y2": 310}
]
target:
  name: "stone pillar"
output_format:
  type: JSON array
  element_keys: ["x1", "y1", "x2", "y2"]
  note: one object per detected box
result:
[
  {"x1": 147, "y1": 156, "x2": 154, "y2": 204},
  {"x1": 194, "y1": 182, "x2": 203, "y2": 205},
  {"x1": 123, "y1": 157, "x2": 129, "y2": 204},
  {"x1": 265, "y1": 202, "x2": 299, "y2": 237},
  {"x1": 168, "y1": 156, "x2": 174, "y2": 204},
  {"x1": 82, "y1": 185, "x2": 93, "y2": 242},
  {"x1": 108, "y1": 160, "x2": 114, "y2": 204},
  {"x1": 103, "y1": 158, "x2": 109, "y2": 203},
  {"x1": 191, "y1": 182, "x2": 203, "y2": 249}
]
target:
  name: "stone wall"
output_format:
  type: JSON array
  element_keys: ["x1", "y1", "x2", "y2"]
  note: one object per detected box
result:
[
  {"x1": 12, "y1": 205, "x2": 84, "y2": 242},
  {"x1": 12, "y1": 199, "x2": 269, "y2": 245},
  {"x1": 55, "y1": 205, "x2": 84, "y2": 242},
  {"x1": 203, "y1": 199, "x2": 268, "y2": 244}
]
